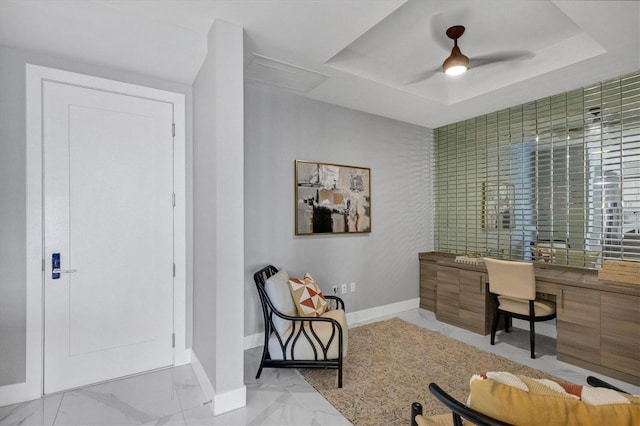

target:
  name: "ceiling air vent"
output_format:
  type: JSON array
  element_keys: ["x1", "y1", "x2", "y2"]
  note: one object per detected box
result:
[{"x1": 245, "y1": 54, "x2": 330, "y2": 93}]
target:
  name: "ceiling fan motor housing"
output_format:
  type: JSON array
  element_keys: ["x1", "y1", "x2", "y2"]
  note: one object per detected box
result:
[{"x1": 443, "y1": 25, "x2": 469, "y2": 75}]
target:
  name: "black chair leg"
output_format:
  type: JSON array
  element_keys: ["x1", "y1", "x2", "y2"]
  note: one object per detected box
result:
[
  {"x1": 411, "y1": 402, "x2": 422, "y2": 426},
  {"x1": 256, "y1": 346, "x2": 269, "y2": 379},
  {"x1": 529, "y1": 300, "x2": 536, "y2": 358},
  {"x1": 504, "y1": 314, "x2": 511, "y2": 333},
  {"x1": 490, "y1": 309, "x2": 499, "y2": 345},
  {"x1": 256, "y1": 364, "x2": 264, "y2": 379},
  {"x1": 529, "y1": 317, "x2": 536, "y2": 359},
  {"x1": 452, "y1": 413, "x2": 464, "y2": 426}
]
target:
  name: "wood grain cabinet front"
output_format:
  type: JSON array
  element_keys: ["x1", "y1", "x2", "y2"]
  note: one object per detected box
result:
[
  {"x1": 459, "y1": 270, "x2": 491, "y2": 335},
  {"x1": 435, "y1": 265, "x2": 460, "y2": 326},
  {"x1": 600, "y1": 293, "x2": 640, "y2": 380},
  {"x1": 419, "y1": 260, "x2": 437, "y2": 312},
  {"x1": 435, "y1": 265, "x2": 492, "y2": 335},
  {"x1": 556, "y1": 285, "x2": 601, "y2": 366}
]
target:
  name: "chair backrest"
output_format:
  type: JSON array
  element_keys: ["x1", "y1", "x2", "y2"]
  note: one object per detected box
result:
[
  {"x1": 484, "y1": 258, "x2": 536, "y2": 300},
  {"x1": 254, "y1": 265, "x2": 279, "y2": 290},
  {"x1": 253, "y1": 265, "x2": 282, "y2": 334}
]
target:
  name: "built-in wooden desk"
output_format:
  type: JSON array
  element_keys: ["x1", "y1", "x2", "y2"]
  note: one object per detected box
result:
[{"x1": 419, "y1": 252, "x2": 640, "y2": 386}]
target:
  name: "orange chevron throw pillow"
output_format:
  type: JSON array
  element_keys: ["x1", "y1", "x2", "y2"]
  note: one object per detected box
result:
[{"x1": 288, "y1": 273, "x2": 329, "y2": 317}]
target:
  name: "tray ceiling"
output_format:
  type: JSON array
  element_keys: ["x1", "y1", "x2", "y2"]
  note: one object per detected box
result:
[{"x1": 1, "y1": 0, "x2": 638, "y2": 128}]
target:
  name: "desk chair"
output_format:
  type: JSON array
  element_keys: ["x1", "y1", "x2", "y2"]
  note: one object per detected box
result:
[{"x1": 484, "y1": 258, "x2": 556, "y2": 359}]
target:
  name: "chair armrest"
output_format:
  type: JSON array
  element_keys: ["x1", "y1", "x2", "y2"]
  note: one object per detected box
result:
[
  {"x1": 428, "y1": 383, "x2": 512, "y2": 426},
  {"x1": 586, "y1": 376, "x2": 629, "y2": 394},
  {"x1": 325, "y1": 295, "x2": 345, "y2": 310},
  {"x1": 270, "y1": 307, "x2": 338, "y2": 325},
  {"x1": 262, "y1": 293, "x2": 345, "y2": 337},
  {"x1": 262, "y1": 295, "x2": 343, "y2": 324}
]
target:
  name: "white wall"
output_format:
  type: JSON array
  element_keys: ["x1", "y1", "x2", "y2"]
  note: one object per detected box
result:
[
  {"x1": 244, "y1": 80, "x2": 434, "y2": 338},
  {"x1": 0, "y1": 45, "x2": 193, "y2": 389},
  {"x1": 192, "y1": 20, "x2": 246, "y2": 414}
]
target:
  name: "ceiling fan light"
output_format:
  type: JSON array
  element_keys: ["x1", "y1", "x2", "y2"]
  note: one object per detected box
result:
[
  {"x1": 442, "y1": 45, "x2": 469, "y2": 76},
  {"x1": 445, "y1": 65, "x2": 467, "y2": 76}
]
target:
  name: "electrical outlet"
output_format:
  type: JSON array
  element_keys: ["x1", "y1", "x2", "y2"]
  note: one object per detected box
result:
[
  {"x1": 350, "y1": 282, "x2": 356, "y2": 292},
  {"x1": 341, "y1": 283, "x2": 348, "y2": 294},
  {"x1": 332, "y1": 285, "x2": 338, "y2": 295}
]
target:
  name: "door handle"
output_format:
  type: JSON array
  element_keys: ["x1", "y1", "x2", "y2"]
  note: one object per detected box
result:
[
  {"x1": 52, "y1": 268, "x2": 78, "y2": 274},
  {"x1": 52, "y1": 253, "x2": 77, "y2": 279}
]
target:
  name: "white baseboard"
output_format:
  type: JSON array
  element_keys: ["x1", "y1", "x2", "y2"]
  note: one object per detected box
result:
[
  {"x1": 190, "y1": 351, "x2": 216, "y2": 409},
  {"x1": 190, "y1": 350, "x2": 247, "y2": 416},
  {"x1": 213, "y1": 386, "x2": 247, "y2": 416},
  {"x1": 175, "y1": 347, "x2": 192, "y2": 366},
  {"x1": 0, "y1": 381, "x2": 27, "y2": 407},
  {"x1": 244, "y1": 333, "x2": 264, "y2": 350},
  {"x1": 243, "y1": 298, "x2": 421, "y2": 350},
  {"x1": 346, "y1": 298, "x2": 420, "y2": 325}
]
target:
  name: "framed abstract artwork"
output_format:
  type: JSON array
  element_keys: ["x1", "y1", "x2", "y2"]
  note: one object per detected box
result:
[{"x1": 295, "y1": 160, "x2": 371, "y2": 235}]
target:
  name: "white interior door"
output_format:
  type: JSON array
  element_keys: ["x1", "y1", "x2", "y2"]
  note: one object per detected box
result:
[{"x1": 43, "y1": 81, "x2": 175, "y2": 394}]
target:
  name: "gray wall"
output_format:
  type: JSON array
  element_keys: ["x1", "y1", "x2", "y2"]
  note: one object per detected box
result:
[
  {"x1": 0, "y1": 45, "x2": 193, "y2": 387},
  {"x1": 244, "y1": 80, "x2": 434, "y2": 337}
]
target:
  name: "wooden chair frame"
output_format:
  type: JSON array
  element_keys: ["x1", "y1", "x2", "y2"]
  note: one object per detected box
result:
[{"x1": 253, "y1": 265, "x2": 346, "y2": 387}]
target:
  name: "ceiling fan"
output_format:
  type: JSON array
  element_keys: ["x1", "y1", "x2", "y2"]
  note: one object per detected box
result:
[
  {"x1": 404, "y1": 24, "x2": 533, "y2": 84},
  {"x1": 442, "y1": 25, "x2": 469, "y2": 76}
]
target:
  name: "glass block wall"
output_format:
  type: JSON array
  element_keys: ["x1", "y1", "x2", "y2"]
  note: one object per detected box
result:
[{"x1": 434, "y1": 72, "x2": 640, "y2": 267}]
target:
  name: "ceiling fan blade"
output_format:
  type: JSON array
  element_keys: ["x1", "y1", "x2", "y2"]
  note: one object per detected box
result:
[
  {"x1": 469, "y1": 51, "x2": 534, "y2": 68},
  {"x1": 403, "y1": 67, "x2": 440, "y2": 85}
]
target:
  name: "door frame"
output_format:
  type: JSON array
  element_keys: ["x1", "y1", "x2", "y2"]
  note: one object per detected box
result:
[{"x1": 25, "y1": 64, "x2": 188, "y2": 400}]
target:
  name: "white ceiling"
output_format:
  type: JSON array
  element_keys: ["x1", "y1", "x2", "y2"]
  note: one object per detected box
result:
[{"x1": 1, "y1": 0, "x2": 638, "y2": 128}]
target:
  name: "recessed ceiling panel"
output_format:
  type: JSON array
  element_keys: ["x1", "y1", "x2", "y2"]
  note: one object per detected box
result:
[{"x1": 325, "y1": 0, "x2": 606, "y2": 105}]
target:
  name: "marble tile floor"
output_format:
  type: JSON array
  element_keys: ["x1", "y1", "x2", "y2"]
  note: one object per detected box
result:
[{"x1": 2, "y1": 308, "x2": 638, "y2": 425}]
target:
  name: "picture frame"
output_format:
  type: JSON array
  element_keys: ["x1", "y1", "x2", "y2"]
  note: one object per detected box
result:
[
  {"x1": 295, "y1": 160, "x2": 371, "y2": 235},
  {"x1": 482, "y1": 181, "x2": 514, "y2": 230}
]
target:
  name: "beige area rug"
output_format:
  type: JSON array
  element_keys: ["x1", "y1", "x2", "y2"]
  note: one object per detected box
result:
[{"x1": 300, "y1": 317, "x2": 560, "y2": 426}]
